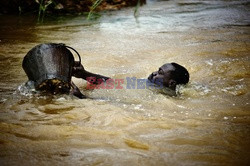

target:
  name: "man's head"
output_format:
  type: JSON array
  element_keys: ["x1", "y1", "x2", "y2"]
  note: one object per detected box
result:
[{"x1": 148, "y1": 63, "x2": 189, "y2": 90}]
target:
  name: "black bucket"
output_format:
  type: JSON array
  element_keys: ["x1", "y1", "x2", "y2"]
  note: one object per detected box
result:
[{"x1": 22, "y1": 43, "x2": 81, "y2": 93}]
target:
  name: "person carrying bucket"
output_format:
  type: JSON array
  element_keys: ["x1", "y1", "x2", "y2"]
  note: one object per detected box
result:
[{"x1": 22, "y1": 43, "x2": 110, "y2": 99}]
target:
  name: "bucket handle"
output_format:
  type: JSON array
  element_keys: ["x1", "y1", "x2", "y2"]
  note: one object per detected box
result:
[{"x1": 64, "y1": 45, "x2": 82, "y2": 66}]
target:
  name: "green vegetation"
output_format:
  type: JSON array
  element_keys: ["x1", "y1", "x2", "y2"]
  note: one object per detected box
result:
[
  {"x1": 35, "y1": 0, "x2": 53, "y2": 22},
  {"x1": 87, "y1": 0, "x2": 104, "y2": 20},
  {"x1": 87, "y1": 0, "x2": 142, "y2": 20},
  {"x1": 134, "y1": 0, "x2": 140, "y2": 18},
  {"x1": 0, "y1": 0, "x2": 145, "y2": 16},
  {"x1": 0, "y1": 0, "x2": 145, "y2": 22}
]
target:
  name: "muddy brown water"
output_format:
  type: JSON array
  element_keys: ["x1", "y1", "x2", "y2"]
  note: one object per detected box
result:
[{"x1": 0, "y1": 0, "x2": 250, "y2": 165}]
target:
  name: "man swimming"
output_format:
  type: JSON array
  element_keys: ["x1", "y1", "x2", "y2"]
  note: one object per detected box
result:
[
  {"x1": 147, "y1": 62, "x2": 189, "y2": 91},
  {"x1": 73, "y1": 62, "x2": 190, "y2": 93},
  {"x1": 22, "y1": 44, "x2": 189, "y2": 98}
]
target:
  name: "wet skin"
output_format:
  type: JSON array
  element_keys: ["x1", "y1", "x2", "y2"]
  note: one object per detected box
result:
[
  {"x1": 71, "y1": 61, "x2": 110, "y2": 98},
  {"x1": 148, "y1": 63, "x2": 177, "y2": 90},
  {"x1": 72, "y1": 61, "x2": 110, "y2": 84}
]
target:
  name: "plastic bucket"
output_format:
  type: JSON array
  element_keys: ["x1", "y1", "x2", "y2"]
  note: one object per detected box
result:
[{"x1": 22, "y1": 43, "x2": 80, "y2": 93}]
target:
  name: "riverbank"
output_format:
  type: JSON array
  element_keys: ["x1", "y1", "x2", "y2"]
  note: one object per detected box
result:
[{"x1": 0, "y1": 0, "x2": 146, "y2": 15}]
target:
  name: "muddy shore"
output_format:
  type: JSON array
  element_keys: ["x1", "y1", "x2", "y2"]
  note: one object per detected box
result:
[{"x1": 0, "y1": 0, "x2": 146, "y2": 15}]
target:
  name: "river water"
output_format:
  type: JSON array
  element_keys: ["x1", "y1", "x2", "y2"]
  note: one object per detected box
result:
[{"x1": 0, "y1": 0, "x2": 250, "y2": 165}]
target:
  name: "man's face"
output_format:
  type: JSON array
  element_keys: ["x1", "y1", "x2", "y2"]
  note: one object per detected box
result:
[{"x1": 148, "y1": 63, "x2": 176, "y2": 89}]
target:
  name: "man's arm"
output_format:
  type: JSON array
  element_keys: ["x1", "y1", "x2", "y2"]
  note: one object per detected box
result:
[
  {"x1": 70, "y1": 81, "x2": 86, "y2": 99},
  {"x1": 72, "y1": 61, "x2": 110, "y2": 84}
]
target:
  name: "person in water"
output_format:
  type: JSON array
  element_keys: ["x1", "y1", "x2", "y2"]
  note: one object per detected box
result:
[
  {"x1": 147, "y1": 62, "x2": 189, "y2": 91},
  {"x1": 73, "y1": 62, "x2": 190, "y2": 93},
  {"x1": 22, "y1": 44, "x2": 189, "y2": 98}
]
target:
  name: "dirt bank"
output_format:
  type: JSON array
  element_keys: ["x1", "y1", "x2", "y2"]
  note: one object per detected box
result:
[{"x1": 0, "y1": 0, "x2": 146, "y2": 15}]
